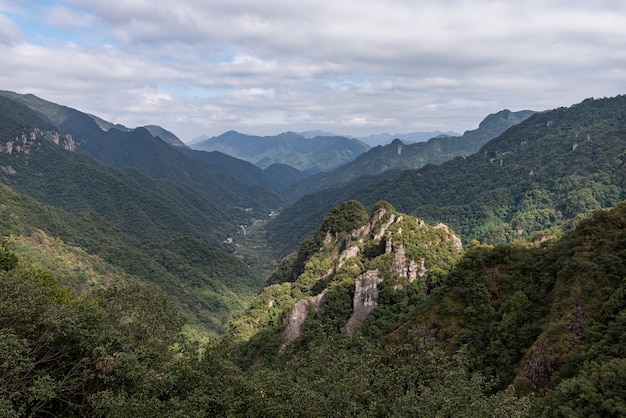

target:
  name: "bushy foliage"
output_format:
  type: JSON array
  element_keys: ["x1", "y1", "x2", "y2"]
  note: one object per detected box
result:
[{"x1": 403, "y1": 200, "x2": 626, "y2": 415}]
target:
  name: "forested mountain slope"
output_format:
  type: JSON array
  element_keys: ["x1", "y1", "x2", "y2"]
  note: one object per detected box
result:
[
  {"x1": 233, "y1": 198, "x2": 626, "y2": 417},
  {"x1": 0, "y1": 93, "x2": 271, "y2": 333},
  {"x1": 230, "y1": 201, "x2": 463, "y2": 356},
  {"x1": 0, "y1": 90, "x2": 288, "y2": 219},
  {"x1": 3, "y1": 192, "x2": 624, "y2": 416},
  {"x1": 269, "y1": 96, "x2": 626, "y2": 256},
  {"x1": 284, "y1": 109, "x2": 534, "y2": 200},
  {"x1": 404, "y1": 199, "x2": 626, "y2": 415},
  {"x1": 0, "y1": 112, "x2": 230, "y2": 242},
  {"x1": 0, "y1": 181, "x2": 265, "y2": 334},
  {"x1": 179, "y1": 147, "x2": 307, "y2": 193}
]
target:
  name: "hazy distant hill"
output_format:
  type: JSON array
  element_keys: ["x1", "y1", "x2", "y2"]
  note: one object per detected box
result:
[
  {"x1": 283, "y1": 109, "x2": 535, "y2": 201},
  {"x1": 188, "y1": 134, "x2": 208, "y2": 146},
  {"x1": 358, "y1": 130, "x2": 460, "y2": 147},
  {"x1": 179, "y1": 148, "x2": 307, "y2": 192},
  {"x1": 190, "y1": 130, "x2": 370, "y2": 173},
  {"x1": 142, "y1": 124, "x2": 188, "y2": 147}
]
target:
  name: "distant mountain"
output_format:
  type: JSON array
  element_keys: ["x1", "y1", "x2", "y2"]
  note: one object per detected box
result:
[
  {"x1": 0, "y1": 90, "x2": 187, "y2": 148},
  {"x1": 142, "y1": 125, "x2": 188, "y2": 147},
  {"x1": 357, "y1": 130, "x2": 460, "y2": 147},
  {"x1": 283, "y1": 109, "x2": 535, "y2": 202},
  {"x1": 190, "y1": 130, "x2": 370, "y2": 173},
  {"x1": 188, "y1": 134, "x2": 210, "y2": 145},
  {"x1": 87, "y1": 113, "x2": 131, "y2": 132},
  {"x1": 0, "y1": 90, "x2": 286, "y2": 221},
  {"x1": 179, "y1": 148, "x2": 307, "y2": 192},
  {"x1": 297, "y1": 129, "x2": 345, "y2": 139},
  {"x1": 268, "y1": 97, "x2": 625, "y2": 257}
]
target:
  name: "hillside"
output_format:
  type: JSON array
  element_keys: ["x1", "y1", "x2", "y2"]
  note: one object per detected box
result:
[
  {"x1": 0, "y1": 181, "x2": 265, "y2": 334},
  {"x1": 3, "y1": 165, "x2": 624, "y2": 417},
  {"x1": 402, "y1": 200, "x2": 626, "y2": 414},
  {"x1": 0, "y1": 93, "x2": 276, "y2": 333},
  {"x1": 284, "y1": 109, "x2": 535, "y2": 200},
  {"x1": 230, "y1": 201, "x2": 463, "y2": 352},
  {"x1": 268, "y1": 96, "x2": 626, "y2": 256},
  {"x1": 0, "y1": 91, "x2": 287, "y2": 220},
  {"x1": 233, "y1": 198, "x2": 626, "y2": 417},
  {"x1": 179, "y1": 148, "x2": 307, "y2": 193},
  {"x1": 191, "y1": 130, "x2": 370, "y2": 173},
  {"x1": 3, "y1": 89, "x2": 626, "y2": 416}
]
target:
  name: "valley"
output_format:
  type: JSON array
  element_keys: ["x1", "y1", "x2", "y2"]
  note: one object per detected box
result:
[{"x1": 1, "y1": 91, "x2": 625, "y2": 416}]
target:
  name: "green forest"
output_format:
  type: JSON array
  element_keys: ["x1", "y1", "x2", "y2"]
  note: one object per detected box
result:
[
  {"x1": 1, "y1": 91, "x2": 626, "y2": 416},
  {"x1": 3, "y1": 199, "x2": 626, "y2": 416}
]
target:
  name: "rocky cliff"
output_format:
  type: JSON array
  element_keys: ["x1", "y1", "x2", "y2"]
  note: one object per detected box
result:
[{"x1": 231, "y1": 200, "x2": 463, "y2": 354}]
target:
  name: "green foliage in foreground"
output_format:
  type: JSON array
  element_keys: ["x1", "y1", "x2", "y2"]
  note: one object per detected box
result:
[
  {"x1": 398, "y1": 200, "x2": 626, "y2": 416},
  {"x1": 0, "y1": 243, "x2": 532, "y2": 417}
]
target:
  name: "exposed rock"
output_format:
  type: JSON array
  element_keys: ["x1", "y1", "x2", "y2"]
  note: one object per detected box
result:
[
  {"x1": 0, "y1": 129, "x2": 76, "y2": 155},
  {"x1": 434, "y1": 223, "x2": 462, "y2": 252},
  {"x1": 311, "y1": 293, "x2": 325, "y2": 313},
  {"x1": 342, "y1": 269, "x2": 384, "y2": 336},
  {"x1": 391, "y1": 242, "x2": 427, "y2": 282},
  {"x1": 337, "y1": 244, "x2": 360, "y2": 270},
  {"x1": 323, "y1": 231, "x2": 334, "y2": 246},
  {"x1": 281, "y1": 299, "x2": 311, "y2": 352},
  {"x1": 279, "y1": 292, "x2": 326, "y2": 353},
  {"x1": 385, "y1": 234, "x2": 393, "y2": 253},
  {"x1": 0, "y1": 165, "x2": 16, "y2": 175},
  {"x1": 391, "y1": 243, "x2": 407, "y2": 276},
  {"x1": 374, "y1": 212, "x2": 395, "y2": 240}
]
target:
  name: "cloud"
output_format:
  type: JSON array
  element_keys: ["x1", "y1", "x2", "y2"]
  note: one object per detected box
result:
[
  {"x1": 1, "y1": 0, "x2": 626, "y2": 140},
  {"x1": 0, "y1": 12, "x2": 23, "y2": 44}
]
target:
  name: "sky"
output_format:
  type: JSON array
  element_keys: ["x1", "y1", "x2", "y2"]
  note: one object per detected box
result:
[{"x1": 1, "y1": 1, "x2": 626, "y2": 142}]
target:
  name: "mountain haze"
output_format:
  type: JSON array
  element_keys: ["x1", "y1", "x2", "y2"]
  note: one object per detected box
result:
[
  {"x1": 283, "y1": 109, "x2": 535, "y2": 201},
  {"x1": 191, "y1": 130, "x2": 370, "y2": 173},
  {"x1": 357, "y1": 130, "x2": 460, "y2": 147}
]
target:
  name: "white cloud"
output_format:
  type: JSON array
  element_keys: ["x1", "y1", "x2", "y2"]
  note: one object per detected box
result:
[
  {"x1": 1, "y1": 0, "x2": 626, "y2": 140},
  {"x1": 0, "y1": 12, "x2": 22, "y2": 43}
]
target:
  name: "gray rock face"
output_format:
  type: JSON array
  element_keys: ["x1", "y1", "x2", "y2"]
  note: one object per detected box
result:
[
  {"x1": 0, "y1": 129, "x2": 75, "y2": 154},
  {"x1": 342, "y1": 269, "x2": 384, "y2": 336},
  {"x1": 281, "y1": 299, "x2": 311, "y2": 353},
  {"x1": 280, "y1": 293, "x2": 326, "y2": 353}
]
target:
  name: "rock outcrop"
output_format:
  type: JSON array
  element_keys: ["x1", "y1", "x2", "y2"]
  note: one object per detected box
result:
[
  {"x1": 280, "y1": 293, "x2": 326, "y2": 352},
  {"x1": 0, "y1": 129, "x2": 75, "y2": 155},
  {"x1": 342, "y1": 270, "x2": 384, "y2": 336}
]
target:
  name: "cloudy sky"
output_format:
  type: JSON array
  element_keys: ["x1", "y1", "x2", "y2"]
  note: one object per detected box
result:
[{"x1": 1, "y1": 1, "x2": 625, "y2": 141}]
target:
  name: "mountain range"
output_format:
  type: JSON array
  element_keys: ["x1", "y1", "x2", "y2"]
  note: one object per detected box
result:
[
  {"x1": 190, "y1": 130, "x2": 370, "y2": 173},
  {"x1": 267, "y1": 98, "x2": 624, "y2": 257},
  {"x1": 356, "y1": 130, "x2": 460, "y2": 146},
  {"x1": 1, "y1": 88, "x2": 625, "y2": 416},
  {"x1": 282, "y1": 109, "x2": 535, "y2": 202},
  {"x1": 0, "y1": 91, "x2": 296, "y2": 334}
]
